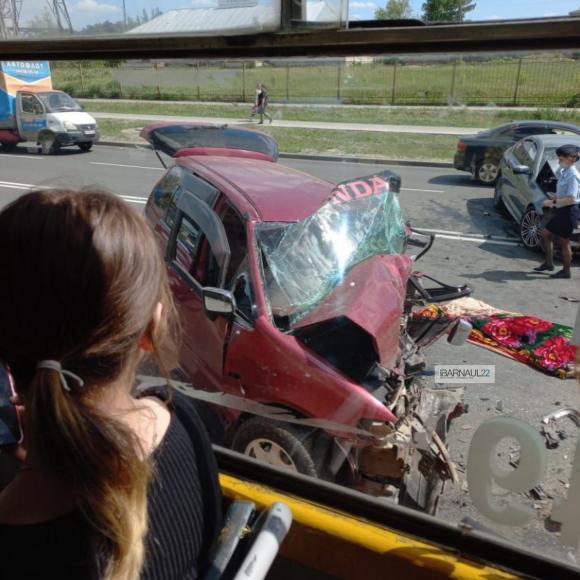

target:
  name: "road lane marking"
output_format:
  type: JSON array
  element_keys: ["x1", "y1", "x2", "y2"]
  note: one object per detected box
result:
[
  {"x1": 401, "y1": 187, "x2": 444, "y2": 193},
  {"x1": 0, "y1": 154, "x2": 44, "y2": 160},
  {"x1": 433, "y1": 233, "x2": 520, "y2": 247},
  {"x1": 0, "y1": 183, "x2": 29, "y2": 190},
  {"x1": 90, "y1": 162, "x2": 164, "y2": 171},
  {"x1": 415, "y1": 227, "x2": 518, "y2": 242},
  {"x1": 0, "y1": 180, "x2": 34, "y2": 187},
  {"x1": 121, "y1": 195, "x2": 147, "y2": 205},
  {"x1": 0, "y1": 181, "x2": 147, "y2": 205},
  {"x1": 0, "y1": 180, "x2": 522, "y2": 240}
]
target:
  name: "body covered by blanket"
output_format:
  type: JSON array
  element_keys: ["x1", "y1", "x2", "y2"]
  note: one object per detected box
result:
[{"x1": 413, "y1": 299, "x2": 577, "y2": 379}]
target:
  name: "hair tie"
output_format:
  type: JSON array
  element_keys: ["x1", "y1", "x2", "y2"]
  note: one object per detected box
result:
[{"x1": 37, "y1": 360, "x2": 84, "y2": 392}]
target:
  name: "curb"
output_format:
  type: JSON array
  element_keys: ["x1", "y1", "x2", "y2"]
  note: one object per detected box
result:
[{"x1": 95, "y1": 141, "x2": 453, "y2": 169}]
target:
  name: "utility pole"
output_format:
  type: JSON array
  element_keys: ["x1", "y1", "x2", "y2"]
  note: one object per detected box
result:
[
  {"x1": 122, "y1": 0, "x2": 127, "y2": 30},
  {"x1": 50, "y1": 0, "x2": 73, "y2": 33},
  {"x1": 0, "y1": 0, "x2": 21, "y2": 39}
]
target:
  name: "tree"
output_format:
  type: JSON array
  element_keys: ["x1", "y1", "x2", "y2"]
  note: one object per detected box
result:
[
  {"x1": 422, "y1": 0, "x2": 475, "y2": 22},
  {"x1": 27, "y1": 7, "x2": 61, "y2": 37},
  {"x1": 375, "y1": 0, "x2": 413, "y2": 20}
]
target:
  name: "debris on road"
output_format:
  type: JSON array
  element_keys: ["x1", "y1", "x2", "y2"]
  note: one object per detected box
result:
[
  {"x1": 542, "y1": 408, "x2": 580, "y2": 427},
  {"x1": 541, "y1": 425, "x2": 561, "y2": 449},
  {"x1": 496, "y1": 400, "x2": 504, "y2": 412},
  {"x1": 528, "y1": 485, "x2": 547, "y2": 501}
]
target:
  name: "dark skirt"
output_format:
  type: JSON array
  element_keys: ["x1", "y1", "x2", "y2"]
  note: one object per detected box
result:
[{"x1": 545, "y1": 204, "x2": 580, "y2": 239}]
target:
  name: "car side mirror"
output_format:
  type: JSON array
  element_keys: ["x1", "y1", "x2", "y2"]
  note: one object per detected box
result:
[
  {"x1": 513, "y1": 164, "x2": 532, "y2": 175},
  {"x1": 203, "y1": 287, "x2": 235, "y2": 319}
]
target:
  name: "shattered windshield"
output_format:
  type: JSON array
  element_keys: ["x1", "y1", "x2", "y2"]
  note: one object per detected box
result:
[{"x1": 256, "y1": 174, "x2": 406, "y2": 325}]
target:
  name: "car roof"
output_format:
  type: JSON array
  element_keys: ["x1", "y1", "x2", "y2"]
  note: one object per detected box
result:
[
  {"x1": 178, "y1": 156, "x2": 333, "y2": 222},
  {"x1": 494, "y1": 120, "x2": 580, "y2": 132},
  {"x1": 526, "y1": 134, "x2": 580, "y2": 146}
]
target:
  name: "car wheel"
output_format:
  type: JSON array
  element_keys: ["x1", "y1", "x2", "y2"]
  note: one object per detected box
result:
[
  {"x1": 476, "y1": 160, "x2": 500, "y2": 185},
  {"x1": 0, "y1": 142, "x2": 17, "y2": 152},
  {"x1": 520, "y1": 207, "x2": 543, "y2": 250},
  {"x1": 232, "y1": 417, "x2": 330, "y2": 479},
  {"x1": 78, "y1": 143, "x2": 93, "y2": 152},
  {"x1": 39, "y1": 133, "x2": 59, "y2": 155},
  {"x1": 493, "y1": 175, "x2": 507, "y2": 214}
]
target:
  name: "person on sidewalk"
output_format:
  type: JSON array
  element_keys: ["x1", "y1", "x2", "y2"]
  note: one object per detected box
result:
[
  {"x1": 534, "y1": 144, "x2": 580, "y2": 279},
  {"x1": 250, "y1": 83, "x2": 260, "y2": 119},
  {"x1": 256, "y1": 83, "x2": 272, "y2": 125}
]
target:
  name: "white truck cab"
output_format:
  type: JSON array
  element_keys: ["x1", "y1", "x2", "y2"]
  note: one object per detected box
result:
[{"x1": 0, "y1": 61, "x2": 99, "y2": 154}]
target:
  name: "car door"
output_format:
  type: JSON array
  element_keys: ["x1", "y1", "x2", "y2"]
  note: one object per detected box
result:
[
  {"x1": 511, "y1": 138, "x2": 538, "y2": 215},
  {"x1": 166, "y1": 186, "x2": 232, "y2": 393},
  {"x1": 501, "y1": 141, "x2": 525, "y2": 217},
  {"x1": 16, "y1": 92, "x2": 46, "y2": 142}
]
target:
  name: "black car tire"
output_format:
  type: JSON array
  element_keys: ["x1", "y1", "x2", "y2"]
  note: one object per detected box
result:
[
  {"x1": 78, "y1": 142, "x2": 93, "y2": 152},
  {"x1": 493, "y1": 175, "x2": 507, "y2": 214},
  {"x1": 476, "y1": 160, "x2": 500, "y2": 185},
  {"x1": 232, "y1": 417, "x2": 331, "y2": 480},
  {"x1": 38, "y1": 132, "x2": 59, "y2": 156},
  {"x1": 520, "y1": 206, "x2": 543, "y2": 250},
  {"x1": 0, "y1": 142, "x2": 17, "y2": 152}
]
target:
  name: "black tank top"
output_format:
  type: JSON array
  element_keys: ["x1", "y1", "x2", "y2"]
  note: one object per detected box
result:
[{"x1": 0, "y1": 390, "x2": 222, "y2": 579}]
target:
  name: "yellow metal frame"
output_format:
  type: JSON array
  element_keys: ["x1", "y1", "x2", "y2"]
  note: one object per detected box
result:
[{"x1": 220, "y1": 474, "x2": 517, "y2": 579}]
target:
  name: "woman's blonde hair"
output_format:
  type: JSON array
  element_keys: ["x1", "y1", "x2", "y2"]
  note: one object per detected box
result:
[{"x1": 0, "y1": 190, "x2": 178, "y2": 579}]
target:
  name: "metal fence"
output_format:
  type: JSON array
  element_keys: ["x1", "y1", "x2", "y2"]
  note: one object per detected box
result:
[{"x1": 52, "y1": 56, "x2": 580, "y2": 107}]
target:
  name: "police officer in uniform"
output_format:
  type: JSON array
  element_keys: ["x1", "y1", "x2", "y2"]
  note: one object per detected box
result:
[{"x1": 534, "y1": 144, "x2": 580, "y2": 279}]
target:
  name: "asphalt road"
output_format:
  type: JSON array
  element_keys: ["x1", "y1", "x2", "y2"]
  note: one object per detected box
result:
[{"x1": 0, "y1": 144, "x2": 579, "y2": 567}]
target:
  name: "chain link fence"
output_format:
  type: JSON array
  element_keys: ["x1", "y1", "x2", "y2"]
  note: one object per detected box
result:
[{"x1": 52, "y1": 55, "x2": 580, "y2": 107}]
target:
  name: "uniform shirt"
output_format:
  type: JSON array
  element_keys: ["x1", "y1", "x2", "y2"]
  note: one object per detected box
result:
[{"x1": 555, "y1": 164, "x2": 580, "y2": 202}]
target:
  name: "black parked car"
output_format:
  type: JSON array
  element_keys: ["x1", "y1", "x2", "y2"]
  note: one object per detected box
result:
[{"x1": 453, "y1": 121, "x2": 580, "y2": 185}]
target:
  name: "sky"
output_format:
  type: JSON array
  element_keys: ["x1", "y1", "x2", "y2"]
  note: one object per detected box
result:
[
  {"x1": 348, "y1": 0, "x2": 580, "y2": 21},
  {"x1": 17, "y1": 0, "x2": 580, "y2": 30}
]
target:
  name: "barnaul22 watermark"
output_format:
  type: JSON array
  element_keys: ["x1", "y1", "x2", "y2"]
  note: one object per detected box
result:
[{"x1": 434, "y1": 364, "x2": 495, "y2": 384}]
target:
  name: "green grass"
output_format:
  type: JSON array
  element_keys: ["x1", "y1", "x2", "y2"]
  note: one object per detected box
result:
[
  {"x1": 52, "y1": 57, "x2": 580, "y2": 107},
  {"x1": 83, "y1": 99, "x2": 580, "y2": 129},
  {"x1": 97, "y1": 119, "x2": 457, "y2": 161}
]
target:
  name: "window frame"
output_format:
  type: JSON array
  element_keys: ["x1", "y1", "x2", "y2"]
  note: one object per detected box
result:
[{"x1": 5, "y1": 17, "x2": 580, "y2": 579}]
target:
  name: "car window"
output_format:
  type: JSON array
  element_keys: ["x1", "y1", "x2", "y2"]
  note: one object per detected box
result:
[
  {"x1": 513, "y1": 126, "x2": 538, "y2": 137},
  {"x1": 173, "y1": 214, "x2": 201, "y2": 280},
  {"x1": 152, "y1": 166, "x2": 182, "y2": 224},
  {"x1": 221, "y1": 205, "x2": 248, "y2": 287},
  {"x1": 512, "y1": 141, "x2": 531, "y2": 165},
  {"x1": 232, "y1": 268, "x2": 255, "y2": 322},
  {"x1": 552, "y1": 128, "x2": 580, "y2": 136},
  {"x1": 20, "y1": 94, "x2": 43, "y2": 115},
  {"x1": 522, "y1": 140, "x2": 538, "y2": 162},
  {"x1": 182, "y1": 172, "x2": 220, "y2": 207},
  {"x1": 219, "y1": 204, "x2": 255, "y2": 321}
]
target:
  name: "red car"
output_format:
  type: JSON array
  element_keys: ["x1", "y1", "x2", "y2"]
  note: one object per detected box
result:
[{"x1": 143, "y1": 123, "x2": 472, "y2": 512}]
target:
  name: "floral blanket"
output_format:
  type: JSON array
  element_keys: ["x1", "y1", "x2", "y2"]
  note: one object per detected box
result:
[{"x1": 414, "y1": 304, "x2": 577, "y2": 380}]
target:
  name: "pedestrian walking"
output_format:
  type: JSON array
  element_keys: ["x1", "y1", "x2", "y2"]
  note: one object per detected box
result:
[
  {"x1": 534, "y1": 144, "x2": 580, "y2": 279},
  {"x1": 256, "y1": 83, "x2": 272, "y2": 124},
  {"x1": 250, "y1": 83, "x2": 260, "y2": 119}
]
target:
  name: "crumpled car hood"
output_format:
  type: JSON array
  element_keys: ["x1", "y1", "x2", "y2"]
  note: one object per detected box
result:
[{"x1": 293, "y1": 254, "x2": 412, "y2": 370}]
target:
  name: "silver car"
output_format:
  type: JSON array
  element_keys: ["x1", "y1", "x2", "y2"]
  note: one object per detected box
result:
[{"x1": 494, "y1": 134, "x2": 580, "y2": 250}]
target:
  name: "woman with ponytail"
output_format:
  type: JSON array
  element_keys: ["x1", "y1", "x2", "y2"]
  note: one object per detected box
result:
[{"x1": 0, "y1": 190, "x2": 222, "y2": 579}]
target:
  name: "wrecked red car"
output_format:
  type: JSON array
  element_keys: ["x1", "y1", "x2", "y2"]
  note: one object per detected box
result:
[{"x1": 142, "y1": 123, "x2": 472, "y2": 512}]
